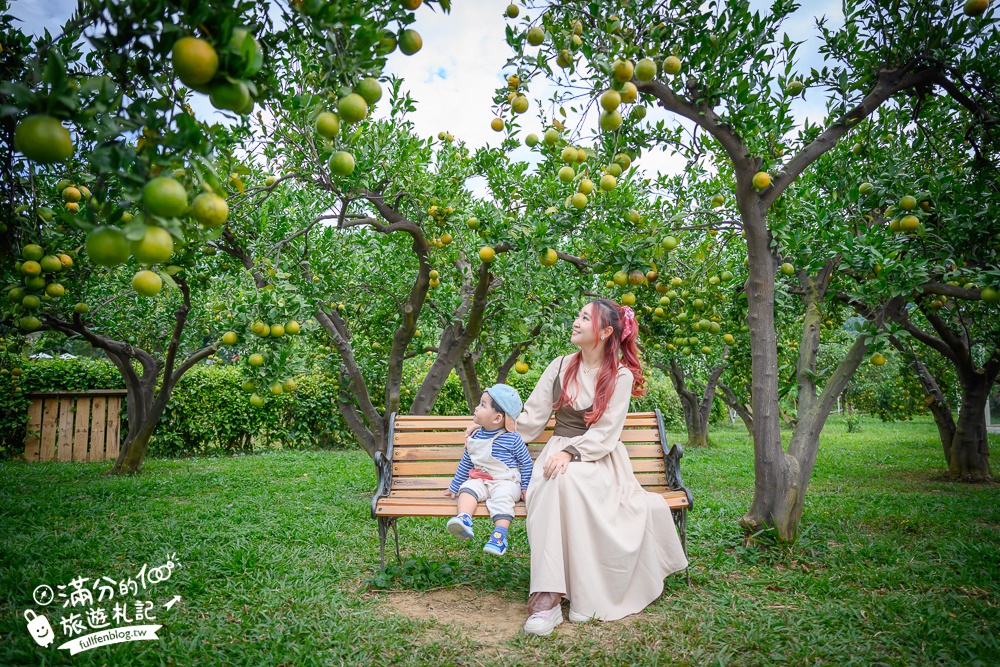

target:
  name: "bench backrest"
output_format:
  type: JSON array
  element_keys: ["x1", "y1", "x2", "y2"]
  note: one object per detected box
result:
[{"x1": 388, "y1": 411, "x2": 671, "y2": 495}]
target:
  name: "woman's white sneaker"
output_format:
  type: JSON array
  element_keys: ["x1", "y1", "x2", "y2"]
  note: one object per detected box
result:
[
  {"x1": 523, "y1": 605, "x2": 563, "y2": 636},
  {"x1": 568, "y1": 609, "x2": 596, "y2": 623}
]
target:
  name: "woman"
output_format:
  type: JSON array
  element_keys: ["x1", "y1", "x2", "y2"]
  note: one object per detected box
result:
[{"x1": 515, "y1": 299, "x2": 689, "y2": 635}]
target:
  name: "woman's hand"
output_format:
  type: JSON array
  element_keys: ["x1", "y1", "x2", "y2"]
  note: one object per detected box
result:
[
  {"x1": 464, "y1": 423, "x2": 478, "y2": 438},
  {"x1": 542, "y1": 450, "x2": 573, "y2": 479}
]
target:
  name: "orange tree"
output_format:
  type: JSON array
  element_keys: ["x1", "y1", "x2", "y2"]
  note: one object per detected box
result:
[
  {"x1": 502, "y1": 0, "x2": 998, "y2": 540},
  {"x1": 212, "y1": 75, "x2": 592, "y2": 460},
  {"x1": 1, "y1": 0, "x2": 447, "y2": 473},
  {"x1": 842, "y1": 107, "x2": 1000, "y2": 481}
]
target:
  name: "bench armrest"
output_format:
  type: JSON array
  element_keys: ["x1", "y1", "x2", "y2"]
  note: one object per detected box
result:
[
  {"x1": 656, "y1": 408, "x2": 694, "y2": 511},
  {"x1": 370, "y1": 412, "x2": 396, "y2": 519}
]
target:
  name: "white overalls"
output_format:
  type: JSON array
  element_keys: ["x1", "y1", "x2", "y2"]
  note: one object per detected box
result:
[{"x1": 457, "y1": 430, "x2": 523, "y2": 522}]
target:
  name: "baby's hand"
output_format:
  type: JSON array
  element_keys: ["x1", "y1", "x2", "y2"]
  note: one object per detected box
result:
[
  {"x1": 443, "y1": 490, "x2": 456, "y2": 499},
  {"x1": 520, "y1": 489, "x2": 526, "y2": 502}
]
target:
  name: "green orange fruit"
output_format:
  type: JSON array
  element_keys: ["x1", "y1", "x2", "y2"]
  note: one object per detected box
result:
[
  {"x1": 14, "y1": 115, "x2": 73, "y2": 164},
  {"x1": 132, "y1": 270, "x2": 163, "y2": 297},
  {"x1": 171, "y1": 36, "x2": 219, "y2": 87},
  {"x1": 86, "y1": 227, "x2": 131, "y2": 267},
  {"x1": 143, "y1": 177, "x2": 188, "y2": 218}
]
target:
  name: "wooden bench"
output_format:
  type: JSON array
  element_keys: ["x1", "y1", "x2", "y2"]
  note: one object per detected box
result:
[{"x1": 372, "y1": 409, "x2": 692, "y2": 581}]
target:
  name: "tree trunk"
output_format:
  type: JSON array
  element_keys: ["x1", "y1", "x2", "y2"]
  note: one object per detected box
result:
[
  {"x1": 455, "y1": 351, "x2": 482, "y2": 412},
  {"x1": 890, "y1": 340, "x2": 956, "y2": 462},
  {"x1": 739, "y1": 202, "x2": 793, "y2": 541},
  {"x1": 662, "y1": 359, "x2": 717, "y2": 448},
  {"x1": 719, "y1": 382, "x2": 753, "y2": 433},
  {"x1": 949, "y1": 374, "x2": 993, "y2": 481}
]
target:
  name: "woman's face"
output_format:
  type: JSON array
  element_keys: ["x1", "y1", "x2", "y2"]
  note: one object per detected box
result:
[{"x1": 570, "y1": 304, "x2": 600, "y2": 349}]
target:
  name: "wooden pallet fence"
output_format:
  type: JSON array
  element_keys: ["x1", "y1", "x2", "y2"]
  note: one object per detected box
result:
[{"x1": 23, "y1": 390, "x2": 125, "y2": 462}]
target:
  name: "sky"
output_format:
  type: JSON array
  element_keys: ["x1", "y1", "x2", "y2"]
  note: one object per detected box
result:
[{"x1": 8, "y1": 0, "x2": 844, "y2": 182}]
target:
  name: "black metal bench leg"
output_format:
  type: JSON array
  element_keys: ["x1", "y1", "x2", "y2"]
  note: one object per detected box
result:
[
  {"x1": 377, "y1": 517, "x2": 391, "y2": 572},
  {"x1": 680, "y1": 508, "x2": 690, "y2": 586},
  {"x1": 391, "y1": 518, "x2": 401, "y2": 566}
]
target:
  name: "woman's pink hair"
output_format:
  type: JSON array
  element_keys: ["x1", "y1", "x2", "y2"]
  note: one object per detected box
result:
[{"x1": 555, "y1": 299, "x2": 646, "y2": 425}]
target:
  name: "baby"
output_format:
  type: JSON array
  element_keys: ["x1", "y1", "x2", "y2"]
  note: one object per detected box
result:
[{"x1": 444, "y1": 384, "x2": 531, "y2": 556}]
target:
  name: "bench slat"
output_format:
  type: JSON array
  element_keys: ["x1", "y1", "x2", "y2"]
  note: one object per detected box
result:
[
  {"x1": 387, "y1": 486, "x2": 674, "y2": 498},
  {"x1": 392, "y1": 428, "x2": 662, "y2": 446},
  {"x1": 392, "y1": 457, "x2": 666, "y2": 476},
  {"x1": 391, "y1": 473, "x2": 670, "y2": 490},
  {"x1": 375, "y1": 490, "x2": 690, "y2": 517},
  {"x1": 392, "y1": 414, "x2": 661, "y2": 430},
  {"x1": 392, "y1": 444, "x2": 665, "y2": 461}
]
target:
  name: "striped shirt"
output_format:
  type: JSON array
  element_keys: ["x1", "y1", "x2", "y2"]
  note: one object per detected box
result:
[{"x1": 449, "y1": 427, "x2": 533, "y2": 492}]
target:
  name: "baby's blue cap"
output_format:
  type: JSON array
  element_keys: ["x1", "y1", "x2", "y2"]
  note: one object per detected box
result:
[{"x1": 486, "y1": 383, "x2": 523, "y2": 427}]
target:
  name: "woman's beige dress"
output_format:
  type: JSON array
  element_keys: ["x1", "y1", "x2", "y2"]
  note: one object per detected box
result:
[{"x1": 516, "y1": 354, "x2": 689, "y2": 621}]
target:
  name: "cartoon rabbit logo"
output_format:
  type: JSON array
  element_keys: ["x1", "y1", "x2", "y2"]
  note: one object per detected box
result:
[{"x1": 24, "y1": 610, "x2": 54, "y2": 647}]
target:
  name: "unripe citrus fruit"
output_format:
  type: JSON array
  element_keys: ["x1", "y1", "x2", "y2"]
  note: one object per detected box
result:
[
  {"x1": 635, "y1": 58, "x2": 656, "y2": 81},
  {"x1": 571, "y1": 192, "x2": 588, "y2": 208},
  {"x1": 192, "y1": 193, "x2": 229, "y2": 228},
  {"x1": 527, "y1": 26, "x2": 545, "y2": 45},
  {"x1": 900, "y1": 215, "x2": 919, "y2": 231},
  {"x1": 981, "y1": 286, "x2": 1000, "y2": 304},
  {"x1": 249, "y1": 353, "x2": 264, "y2": 367},
  {"x1": 661, "y1": 236, "x2": 678, "y2": 251},
  {"x1": 356, "y1": 77, "x2": 383, "y2": 105},
  {"x1": 578, "y1": 178, "x2": 594, "y2": 195},
  {"x1": 870, "y1": 353, "x2": 886, "y2": 366},
  {"x1": 86, "y1": 227, "x2": 131, "y2": 267},
  {"x1": 859, "y1": 182, "x2": 873, "y2": 195},
  {"x1": 21, "y1": 261, "x2": 41, "y2": 276},
  {"x1": 45, "y1": 283, "x2": 65, "y2": 297},
  {"x1": 752, "y1": 171, "x2": 771, "y2": 189},
  {"x1": 600, "y1": 174, "x2": 617, "y2": 191},
  {"x1": 143, "y1": 177, "x2": 188, "y2": 218},
  {"x1": 398, "y1": 29, "x2": 423, "y2": 55},
  {"x1": 491, "y1": 117, "x2": 504, "y2": 132},
  {"x1": 600, "y1": 89, "x2": 621, "y2": 112},
  {"x1": 222, "y1": 331, "x2": 238, "y2": 345},
  {"x1": 780, "y1": 262, "x2": 795, "y2": 275},
  {"x1": 663, "y1": 56, "x2": 682, "y2": 74},
  {"x1": 900, "y1": 195, "x2": 917, "y2": 210},
  {"x1": 270, "y1": 323, "x2": 285, "y2": 337},
  {"x1": 621, "y1": 292, "x2": 636, "y2": 306},
  {"x1": 171, "y1": 36, "x2": 219, "y2": 87},
  {"x1": 316, "y1": 112, "x2": 340, "y2": 138},
  {"x1": 283, "y1": 378, "x2": 297, "y2": 392},
  {"x1": 620, "y1": 81, "x2": 638, "y2": 103},
  {"x1": 558, "y1": 165, "x2": 575, "y2": 182},
  {"x1": 786, "y1": 80, "x2": 803, "y2": 95},
  {"x1": 285, "y1": 320, "x2": 300, "y2": 334},
  {"x1": 229, "y1": 28, "x2": 263, "y2": 75},
  {"x1": 511, "y1": 95, "x2": 529, "y2": 113},
  {"x1": 209, "y1": 80, "x2": 251, "y2": 112},
  {"x1": 525, "y1": 133, "x2": 539, "y2": 146},
  {"x1": 329, "y1": 151, "x2": 355, "y2": 176},
  {"x1": 20, "y1": 316, "x2": 41, "y2": 331},
  {"x1": 132, "y1": 270, "x2": 163, "y2": 297},
  {"x1": 250, "y1": 394, "x2": 265, "y2": 407},
  {"x1": 614, "y1": 152, "x2": 632, "y2": 169},
  {"x1": 74, "y1": 302, "x2": 89, "y2": 314},
  {"x1": 506, "y1": 3, "x2": 519, "y2": 17},
  {"x1": 479, "y1": 246, "x2": 496, "y2": 263},
  {"x1": 338, "y1": 93, "x2": 368, "y2": 123},
  {"x1": 59, "y1": 254, "x2": 73, "y2": 268},
  {"x1": 14, "y1": 115, "x2": 73, "y2": 164},
  {"x1": 22, "y1": 244, "x2": 44, "y2": 261},
  {"x1": 515, "y1": 361, "x2": 529, "y2": 374},
  {"x1": 611, "y1": 59, "x2": 634, "y2": 82},
  {"x1": 965, "y1": 0, "x2": 989, "y2": 16},
  {"x1": 599, "y1": 110, "x2": 622, "y2": 132},
  {"x1": 543, "y1": 128, "x2": 559, "y2": 145},
  {"x1": 40, "y1": 255, "x2": 63, "y2": 273},
  {"x1": 62, "y1": 186, "x2": 81, "y2": 202},
  {"x1": 131, "y1": 226, "x2": 174, "y2": 264},
  {"x1": 21, "y1": 294, "x2": 40, "y2": 310},
  {"x1": 540, "y1": 248, "x2": 558, "y2": 266}
]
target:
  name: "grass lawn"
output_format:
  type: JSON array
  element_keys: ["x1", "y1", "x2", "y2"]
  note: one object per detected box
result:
[{"x1": 1, "y1": 415, "x2": 998, "y2": 666}]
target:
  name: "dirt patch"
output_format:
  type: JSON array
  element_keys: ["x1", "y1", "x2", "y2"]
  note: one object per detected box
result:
[{"x1": 380, "y1": 588, "x2": 579, "y2": 646}]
